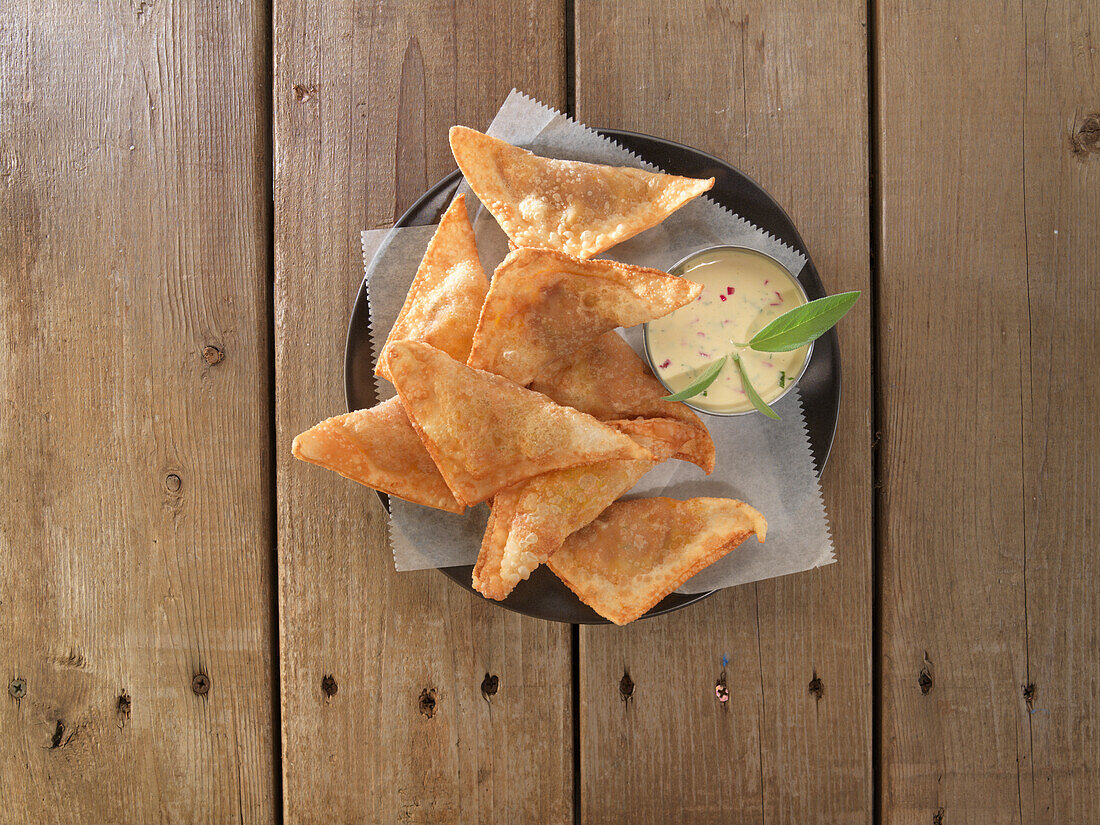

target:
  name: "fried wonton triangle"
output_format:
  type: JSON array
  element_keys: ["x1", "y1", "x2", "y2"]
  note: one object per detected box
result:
[
  {"x1": 291, "y1": 397, "x2": 464, "y2": 513},
  {"x1": 449, "y1": 126, "x2": 714, "y2": 259},
  {"x1": 376, "y1": 194, "x2": 488, "y2": 382},
  {"x1": 472, "y1": 418, "x2": 694, "y2": 601},
  {"x1": 384, "y1": 340, "x2": 652, "y2": 506},
  {"x1": 548, "y1": 497, "x2": 767, "y2": 625},
  {"x1": 530, "y1": 331, "x2": 716, "y2": 473},
  {"x1": 466, "y1": 248, "x2": 701, "y2": 385}
]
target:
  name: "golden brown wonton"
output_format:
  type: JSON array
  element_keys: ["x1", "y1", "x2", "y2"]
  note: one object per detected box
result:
[
  {"x1": 449, "y1": 126, "x2": 714, "y2": 259},
  {"x1": 530, "y1": 331, "x2": 715, "y2": 473},
  {"x1": 548, "y1": 497, "x2": 767, "y2": 625},
  {"x1": 376, "y1": 194, "x2": 488, "y2": 382},
  {"x1": 291, "y1": 397, "x2": 464, "y2": 513},
  {"x1": 471, "y1": 418, "x2": 694, "y2": 601},
  {"x1": 466, "y1": 248, "x2": 701, "y2": 385},
  {"x1": 383, "y1": 340, "x2": 652, "y2": 506}
]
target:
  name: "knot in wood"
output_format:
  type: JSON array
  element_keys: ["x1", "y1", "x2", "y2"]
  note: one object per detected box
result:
[
  {"x1": 165, "y1": 473, "x2": 182, "y2": 493},
  {"x1": 321, "y1": 674, "x2": 338, "y2": 698},
  {"x1": 8, "y1": 678, "x2": 26, "y2": 699},
  {"x1": 191, "y1": 673, "x2": 210, "y2": 696},
  {"x1": 1070, "y1": 113, "x2": 1100, "y2": 158},
  {"x1": 202, "y1": 345, "x2": 224, "y2": 365}
]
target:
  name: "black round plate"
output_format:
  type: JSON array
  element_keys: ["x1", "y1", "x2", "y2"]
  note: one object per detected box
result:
[{"x1": 345, "y1": 129, "x2": 840, "y2": 624}]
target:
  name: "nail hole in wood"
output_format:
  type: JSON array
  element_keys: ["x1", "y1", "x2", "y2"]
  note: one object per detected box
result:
[
  {"x1": 418, "y1": 688, "x2": 436, "y2": 718},
  {"x1": 191, "y1": 673, "x2": 210, "y2": 696},
  {"x1": 480, "y1": 673, "x2": 498, "y2": 700},
  {"x1": 714, "y1": 672, "x2": 729, "y2": 706},
  {"x1": 918, "y1": 652, "x2": 934, "y2": 695},
  {"x1": 1023, "y1": 682, "x2": 1036, "y2": 711},
  {"x1": 8, "y1": 678, "x2": 26, "y2": 699},
  {"x1": 918, "y1": 667, "x2": 933, "y2": 695},
  {"x1": 49, "y1": 720, "x2": 65, "y2": 749},
  {"x1": 202, "y1": 345, "x2": 224, "y2": 365},
  {"x1": 808, "y1": 672, "x2": 824, "y2": 701},
  {"x1": 321, "y1": 674, "x2": 338, "y2": 698},
  {"x1": 165, "y1": 473, "x2": 182, "y2": 493},
  {"x1": 619, "y1": 671, "x2": 634, "y2": 702}
]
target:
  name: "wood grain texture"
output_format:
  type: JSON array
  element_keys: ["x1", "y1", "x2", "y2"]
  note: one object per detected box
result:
[
  {"x1": 876, "y1": 0, "x2": 1099, "y2": 822},
  {"x1": 272, "y1": 2, "x2": 571, "y2": 822},
  {"x1": 0, "y1": 1, "x2": 275, "y2": 823},
  {"x1": 574, "y1": 2, "x2": 874, "y2": 822}
]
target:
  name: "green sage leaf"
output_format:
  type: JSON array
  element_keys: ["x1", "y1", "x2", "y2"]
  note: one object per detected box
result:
[
  {"x1": 749, "y1": 291, "x2": 860, "y2": 352},
  {"x1": 733, "y1": 354, "x2": 781, "y2": 420},
  {"x1": 662, "y1": 355, "x2": 727, "y2": 402}
]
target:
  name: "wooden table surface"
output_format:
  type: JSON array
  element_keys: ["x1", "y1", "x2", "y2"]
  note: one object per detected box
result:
[{"x1": 2, "y1": 1, "x2": 1097, "y2": 823}]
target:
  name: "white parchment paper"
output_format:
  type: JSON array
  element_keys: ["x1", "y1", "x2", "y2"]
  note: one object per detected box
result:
[{"x1": 359, "y1": 91, "x2": 834, "y2": 593}]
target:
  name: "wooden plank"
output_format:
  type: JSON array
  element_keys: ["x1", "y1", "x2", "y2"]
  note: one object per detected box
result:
[
  {"x1": 574, "y1": 3, "x2": 874, "y2": 822},
  {"x1": 272, "y1": 3, "x2": 572, "y2": 822},
  {"x1": 1018, "y1": 6, "x2": 1100, "y2": 818},
  {"x1": 0, "y1": 2, "x2": 275, "y2": 823},
  {"x1": 876, "y1": 1, "x2": 1099, "y2": 822}
]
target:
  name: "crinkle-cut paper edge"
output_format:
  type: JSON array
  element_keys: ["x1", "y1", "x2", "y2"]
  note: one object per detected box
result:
[
  {"x1": 502, "y1": 89, "x2": 807, "y2": 273},
  {"x1": 361, "y1": 227, "x2": 399, "y2": 567},
  {"x1": 362, "y1": 227, "x2": 394, "y2": 405},
  {"x1": 792, "y1": 386, "x2": 836, "y2": 567},
  {"x1": 386, "y1": 504, "x2": 403, "y2": 570}
]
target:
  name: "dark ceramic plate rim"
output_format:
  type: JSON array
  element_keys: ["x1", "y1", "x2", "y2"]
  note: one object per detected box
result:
[{"x1": 345, "y1": 128, "x2": 841, "y2": 625}]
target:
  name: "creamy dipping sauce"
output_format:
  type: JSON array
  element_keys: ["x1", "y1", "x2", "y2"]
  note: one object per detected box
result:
[{"x1": 645, "y1": 247, "x2": 810, "y2": 414}]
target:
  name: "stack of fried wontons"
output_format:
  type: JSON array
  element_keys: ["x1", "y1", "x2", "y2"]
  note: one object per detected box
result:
[{"x1": 293, "y1": 127, "x2": 767, "y2": 624}]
